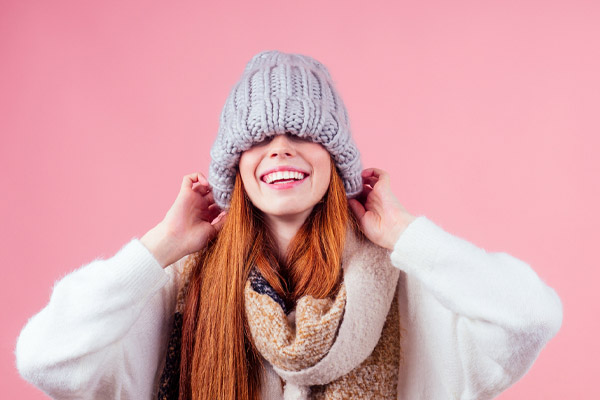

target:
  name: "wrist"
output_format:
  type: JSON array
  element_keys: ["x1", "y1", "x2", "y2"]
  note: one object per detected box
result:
[
  {"x1": 140, "y1": 223, "x2": 182, "y2": 268},
  {"x1": 386, "y1": 214, "x2": 417, "y2": 250}
]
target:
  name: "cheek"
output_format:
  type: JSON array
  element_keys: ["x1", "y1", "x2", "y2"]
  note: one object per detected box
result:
[
  {"x1": 238, "y1": 154, "x2": 258, "y2": 189},
  {"x1": 314, "y1": 155, "x2": 332, "y2": 192}
]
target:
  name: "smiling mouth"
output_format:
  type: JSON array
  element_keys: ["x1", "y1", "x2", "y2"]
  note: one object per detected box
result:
[{"x1": 262, "y1": 170, "x2": 309, "y2": 184}]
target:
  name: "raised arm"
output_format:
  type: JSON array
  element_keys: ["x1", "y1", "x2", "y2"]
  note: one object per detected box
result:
[
  {"x1": 348, "y1": 167, "x2": 562, "y2": 398},
  {"x1": 15, "y1": 172, "x2": 226, "y2": 398}
]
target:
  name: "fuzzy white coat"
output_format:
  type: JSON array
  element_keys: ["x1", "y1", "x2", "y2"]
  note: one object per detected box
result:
[{"x1": 15, "y1": 216, "x2": 563, "y2": 399}]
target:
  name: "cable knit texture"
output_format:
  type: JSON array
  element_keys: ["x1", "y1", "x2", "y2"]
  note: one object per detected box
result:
[
  {"x1": 208, "y1": 50, "x2": 362, "y2": 209},
  {"x1": 15, "y1": 216, "x2": 563, "y2": 399}
]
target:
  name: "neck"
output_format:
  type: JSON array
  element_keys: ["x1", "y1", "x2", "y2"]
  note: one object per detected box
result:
[{"x1": 263, "y1": 208, "x2": 313, "y2": 261}]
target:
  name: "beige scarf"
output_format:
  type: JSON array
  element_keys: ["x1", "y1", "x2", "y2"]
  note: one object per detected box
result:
[{"x1": 244, "y1": 230, "x2": 402, "y2": 399}]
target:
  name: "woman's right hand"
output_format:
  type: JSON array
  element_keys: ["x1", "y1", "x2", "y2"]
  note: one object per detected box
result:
[{"x1": 140, "y1": 172, "x2": 227, "y2": 268}]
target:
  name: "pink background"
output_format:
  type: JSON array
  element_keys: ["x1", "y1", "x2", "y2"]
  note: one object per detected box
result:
[{"x1": 1, "y1": 0, "x2": 598, "y2": 398}]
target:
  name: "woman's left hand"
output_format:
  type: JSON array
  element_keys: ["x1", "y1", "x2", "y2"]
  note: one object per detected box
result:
[{"x1": 348, "y1": 168, "x2": 417, "y2": 250}]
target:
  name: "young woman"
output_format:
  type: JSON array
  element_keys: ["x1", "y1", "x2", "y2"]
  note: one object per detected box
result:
[{"x1": 16, "y1": 50, "x2": 563, "y2": 400}]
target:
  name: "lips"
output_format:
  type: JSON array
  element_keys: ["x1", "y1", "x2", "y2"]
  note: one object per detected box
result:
[{"x1": 260, "y1": 166, "x2": 310, "y2": 183}]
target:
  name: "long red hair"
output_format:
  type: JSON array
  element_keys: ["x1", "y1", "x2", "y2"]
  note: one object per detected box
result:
[{"x1": 179, "y1": 158, "x2": 361, "y2": 400}]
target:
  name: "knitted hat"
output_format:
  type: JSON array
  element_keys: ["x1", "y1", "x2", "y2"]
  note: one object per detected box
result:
[{"x1": 208, "y1": 50, "x2": 363, "y2": 210}]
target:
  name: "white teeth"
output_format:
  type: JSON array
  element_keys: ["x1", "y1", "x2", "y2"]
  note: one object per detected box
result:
[{"x1": 263, "y1": 170, "x2": 306, "y2": 184}]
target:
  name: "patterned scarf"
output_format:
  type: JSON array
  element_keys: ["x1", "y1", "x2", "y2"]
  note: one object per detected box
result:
[{"x1": 157, "y1": 231, "x2": 401, "y2": 399}]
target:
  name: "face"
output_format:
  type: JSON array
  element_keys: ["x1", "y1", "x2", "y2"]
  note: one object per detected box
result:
[{"x1": 238, "y1": 133, "x2": 331, "y2": 219}]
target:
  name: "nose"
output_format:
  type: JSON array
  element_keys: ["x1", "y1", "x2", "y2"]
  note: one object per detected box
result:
[{"x1": 267, "y1": 134, "x2": 296, "y2": 158}]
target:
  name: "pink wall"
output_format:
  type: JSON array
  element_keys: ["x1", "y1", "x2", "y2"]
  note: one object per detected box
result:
[{"x1": 2, "y1": 0, "x2": 597, "y2": 398}]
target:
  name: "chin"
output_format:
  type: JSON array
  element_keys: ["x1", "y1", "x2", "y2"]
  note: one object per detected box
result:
[
  {"x1": 258, "y1": 202, "x2": 313, "y2": 218},
  {"x1": 267, "y1": 207, "x2": 309, "y2": 217}
]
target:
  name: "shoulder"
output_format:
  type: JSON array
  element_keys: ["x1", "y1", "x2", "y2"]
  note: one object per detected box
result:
[
  {"x1": 342, "y1": 226, "x2": 399, "y2": 286},
  {"x1": 343, "y1": 226, "x2": 391, "y2": 263}
]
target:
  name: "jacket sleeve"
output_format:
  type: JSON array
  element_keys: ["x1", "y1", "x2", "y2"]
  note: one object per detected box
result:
[
  {"x1": 15, "y1": 239, "x2": 185, "y2": 400},
  {"x1": 389, "y1": 216, "x2": 563, "y2": 400}
]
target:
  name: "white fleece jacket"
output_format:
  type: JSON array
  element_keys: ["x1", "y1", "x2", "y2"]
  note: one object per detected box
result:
[{"x1": 15, "y1": 216, "x2": 563, "y2": 399}]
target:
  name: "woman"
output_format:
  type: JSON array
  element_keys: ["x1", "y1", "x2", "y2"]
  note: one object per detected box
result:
[{"x1": 16, "y1": 50, "x2": 563, "y2": 400}]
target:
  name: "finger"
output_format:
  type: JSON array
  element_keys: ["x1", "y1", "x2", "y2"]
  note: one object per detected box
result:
[
  {"x1": 182, "y1": 172, "x2": 199, "y2": 189},
  {"x1": 206, "y1": 203, "x2": 222, "y2": 221},
  {"x1": 203, "y1": 190, "x2": 215, "y2": 205},
  {"x1": 196, "y1": 172, "x2": 209, "y2": 185},
  {"x1": 195, "y1": 191, "x2": 216, "y2": 216},
  {"x1": 348, "y1": 199, "x2": 366, "y2": 220},
  {"x1": 363, "y1": 177, "x2": 390, "y2": 192},
  {"x1": 183, "y1": 172, "x2": 209, "y2": 189},
  {"x1": 193, "y1": 181, "x2": 213, "y2": 196},
  {"x1": 361, "y1": 168, "x2": 389, "y2": 182},
  {"x1": 211, "y1": 211, "x2": 228, "y2": 231},
  {"x1": 357, "y1": 184, "x2": 373, "y2": 203},
  {"x1": 362, "y1": 175, "x2": 379, "y2": 187}
]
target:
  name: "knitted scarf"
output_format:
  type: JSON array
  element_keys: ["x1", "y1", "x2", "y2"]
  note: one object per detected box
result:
[{"x1": 157, "y1": 230, "x2": 401, "y2": 399}]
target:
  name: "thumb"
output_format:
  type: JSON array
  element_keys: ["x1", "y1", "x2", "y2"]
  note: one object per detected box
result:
[
  {"x1": 348, "y1": 199, "x2": 366, "y2": 221},
  {"x1": 211, "y1": 211, "x2": 227, "y2": 232}
]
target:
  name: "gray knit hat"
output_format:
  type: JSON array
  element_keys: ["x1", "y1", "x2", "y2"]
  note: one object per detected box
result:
[{"x1": 208, "y1": 50, "x2": 363, "y2": 210}]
